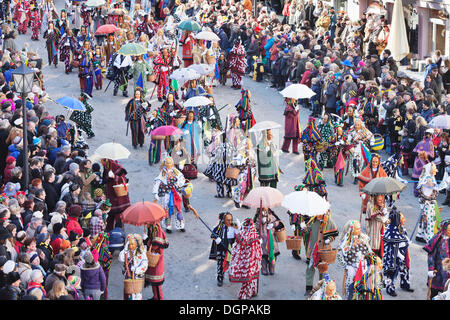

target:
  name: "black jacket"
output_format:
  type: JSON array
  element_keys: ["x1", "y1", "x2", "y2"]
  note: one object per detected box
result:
[{"x1": 43, "y1": 181, "x2": 58, "y2": 213}]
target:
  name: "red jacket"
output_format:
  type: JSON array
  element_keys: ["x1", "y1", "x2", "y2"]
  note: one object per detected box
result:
[
  {"x1": 66, "y1": 216, "x2": 83, "y2": 236},
  {"x1": 180, "y1": 31, "x2": 194, "y2": 60},
  {"x1": 3, "y1": 163, "x2": 15, "y2": 184},
  {"x1": 300, "y1": 68, "x2": 312, "y2": 87}
]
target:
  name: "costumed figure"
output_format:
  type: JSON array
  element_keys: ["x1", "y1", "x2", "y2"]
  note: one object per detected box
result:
[
  {"x1": 198, "y1": 94, "x2": 223, "y2": 146},
  {"x1": 256, "y1": 129, "x2": 281, "y2": 188},
  {"x1": 227, "y1": 40, "x2": 247, "y2": 89},
  {"x1": 16, "y1": 0, "x2": 30, "y2": 34},
  {"x1": 160, "y1": 91, "x2": 185, "y2": 127},
  {"x1": 211, "y1": 133, "x2": 238, "y2": 198},
  {"x1": 317, "y1": 114, "x2": 334, "y2": 169},
  {"x1": 55, "y1": 9, "x2": 70, "y2": 36},
  {"x1": 125, "y1": 87, "x2": 150, "y2": 149},
  {"x1": 103, "y1": 33, "x2": 119, "y2": 66},
  {"x1": 153, "y1": 156, "x2": 186, "y2": 233},
  {"x1": 119, "y1": 234, "x2": 148, "y2": 300},
  {"x1": 301, "y1": 158, "x2": 328, "y2": 199},
  {"x1": 179, "y1": 110, "x2": 201, "y2": 165},
  {"x1": 358, "y1": 154, "x2": 387, "y2": 215},
  {"x1": 59, "y1": 29, "x2": 77, "y2": 74},
  {"x1": 30, "y1": 7, "x2": 41, "y2": 40},
  {"x1": 331, "y1": 126, "x2": 349, "y2": 186},
  {"x1": 144, "y1": 221, "x2": 169, "y2": 300},
  {"x1": 309, "y1": 276, "x2": 342, "y2": 300},
  {"x1": 416, "y1": 163, "x2": 442, "y2": 244},
  {"x1": 228, "y1": 218, "x2": 262, "y2": 300},
  {"x1": 70, "y1": 92, "x2": 95, "y2": 139},
  {"x1": 209, "y1": 212, "x2": 240, "y2": 287},
  {"x1": 112, "y1": 53, "x2": 133, "y2": 97},
  {"x1": 347, "y1": 119, "x2": 373, "y2": 184},
  {"x1": 365, "y1": 194, "x2": 389, "y2": 257},
  {"x1": 383, "y1": 207, "x2": 414, "y2": 297},
  {"x1": 93, "y1": 46, "x2": 105, "y2": 90},
  {"x1": 411, "y1": 131, "x2": 435, "y2": 197},
  {"x1": 281, "y1": 98, "x2": 300, "y2": 154},
  {"x1": 153, "y1": 47, "x2": 173, "y2": 102},
  {"x1": 234, "y1": 89, "x2": 255, "y2": 134},
  {"x1": 300, "y1": 117, "x2": 321, "y2": 168},
  {"x1": 232, "y1": 138, "x2": 257, "y2": 208},
  {"x1": 182, "y1": 79, "x2": 206, "y2": 102},
  {"x1": 128, "y1": 54, "x2": 153, "y2": 95},
  {"x1": 43, "y1": 21, "x2": 61, "y2": 67},
  {"x1": 352, "y1": 255, "x2": 384, "y2": 300},
  {"x1": 179, "y1": 30, "x2": 194, "y2": 67},
  {"x1": 77, "y1": 40, "x2": 95, "y2": 97},
  {"x1": 147, "y1": 108, "x2": 167, "y2": 165}
]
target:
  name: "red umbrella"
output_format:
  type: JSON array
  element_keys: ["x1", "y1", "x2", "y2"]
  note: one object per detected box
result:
[
  {"x1": 95, "y1": 24, "x2": 119, "y2": 35},
  {"x1": 150, "y1": 125, "x2": 183, "y2": 138},
  {"x1": 120, "y1": 201, "x2": 168, "y2": 226}
]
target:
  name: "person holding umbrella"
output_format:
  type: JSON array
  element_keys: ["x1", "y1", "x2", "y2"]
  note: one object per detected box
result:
[
  {"x1": 180, "y1": 30, "x2": 194, "y2": 68},
  {"x1": 125, "y1": 87, "x2": 151, "y2": 149},
  {"x1": 153, "y1": 47, "x2": 174, "y2": 102},
  {"x1": 70, "y1": 92, "x2": 95, "y2": 139},
  {"x1": 358, "y1": 154, "x2": 387, "y2": 215},
  {"x1": 128, "y1": 54, "x2": 153, "y2": 95}
]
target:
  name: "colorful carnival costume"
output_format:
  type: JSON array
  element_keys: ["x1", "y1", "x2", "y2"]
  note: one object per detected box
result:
[
  {"x1": 43, "y1": 24, "x2": 61, "y2": 67},
  {"x1": 93, "y1": 48, "x2": 104, "y2": 90},
  {"x1": 153, "y1": 157, "x2": 186, "y2": 233},
  {"x1": 15, "y1": 0, "x2": 30, "y2": 34},
  {"x1": 234, "y1": 89, "x2": 255, "y2": 134},
  {"x1": 125, "y1": 90, "x2": 150, "y2": 148},
  {"x1": 145, "y1": 221, "x2": 169, "y2": 300},
  {"x1": 77, "y1": 45, "x2": 95, "y2": 97},
  {"x1": 383, "y1": 207, "x2": 413, "y2": 296},
  {"x1": 300, "y1": 117, "x2": 321, "y2": 167},
  {"x1": 179, "y1": 111, "x2": 202, "y2": 164},
  {"x1": 358, "y1": 154, "x2": 387, "y2": 214},
  {"x1": 309, "y1": 274, "x2": 342, "y2": 300},
  {"x1": 365, "y1": 195, "x2": 388, "y2": 257},
  {"x1": 228, "y1": 218, "x2": 262, "y2": 300},
  {"x1": 317, "y1": 115, "x2": 335, "y2": 169},
  {"x1": 69, "y1": 93, "x2": 95, "y2": 138},
  {"x1": 180, "y1": 30, "x2": 194, "y2": 67},
  {"x1": 153, "y1": 48, "x2": 173, "y2": 101},
  {"x1": 281, "y1": 99, "x2": 300, "y2": 154},
  {"x1": 160, "y1": 92, "x2": 185, "y2": 126},
  {"x1": 352, "y1": 255, "x2": 384, "y2": 300},
  {"x1": 147, "y1": 109, "x2": 167, "y2": 165},
  {"x1": 227, "y1": 41, "x2": 247, "y2": 89},
  {"x1": 411, "y1": 135, "x2": 434, "y2": 197},
  {"x1": 331, "y1": 126, "x2": 349, "y2": 186},
  {"x1": 302, "y1": 158, "x2": 328, "y2": 199},
  {"x1": 112, "y1": 53, "x2": 133, "y2": 97},
  {"x1": 232, "y1": 139, "x2": 257, "y2": 208},
  {"x1": 347, "y1": 119, "x2": 373, "y2": 183},
  {"x1": 30, "y1": 7, "x2": 41, "y2": 40},
  {"x1": 59, "y1": 31, "x2": 77, "y2": 74},
  {"x1": 256, "y1": 129, "x2": 280, "y2": 189},
  {"x1": 211, "y1": 136, "x2": 238, "y2": 198},
  {"x1": 128, "y1": 56, "x2": 153, "y2": 94}
]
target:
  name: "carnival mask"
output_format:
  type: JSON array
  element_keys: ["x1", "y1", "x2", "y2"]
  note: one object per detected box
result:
[{"x1": 325, "y1": 281, "x2": 336, "y2": 297}]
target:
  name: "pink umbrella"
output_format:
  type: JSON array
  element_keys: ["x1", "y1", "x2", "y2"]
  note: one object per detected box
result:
[
  {"x1": 95, "y1": 24, "x2": 119, "y2": 35},
  {"x1": 242, "y1": 187, "x2": 284, "y2": 208},
  {"x1": 150, "y1": 125, "x2": 183, "y2": 138}
]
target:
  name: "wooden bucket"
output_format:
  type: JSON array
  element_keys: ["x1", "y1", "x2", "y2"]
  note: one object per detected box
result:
[
  {"x1": 285, "y1": 236, "x2": 302, "y2": 250},
  {"x1": 318, "y1": 245, "x2": 338, "y2": 264},
  {"x1": 317, "y1": 261, "x2": 329, "y2": 274},
  {"x1": 274, "y1": 228, "x2": 286, "y2": 242}
]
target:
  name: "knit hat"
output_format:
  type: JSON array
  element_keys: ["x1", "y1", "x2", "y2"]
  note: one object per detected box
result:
[
  {"x1": 67, "y1": 275, "x2": 81, "y2": 289},
  {"x1": 6, "y1": 271, "x2": 20, "y2": 285},
  {"x1": 3, "y1": 260, "x2": 16, "y2": 274},
  {"x1": 4, "y1": 182, "x2": 20, "y2": 197},
  {"x1": 29, "y1": 253, "x2": 39, "y2": 264},
  {"x1": 6, "y1": 156, "x2": 15, "y2": 164},
  {"x1": 68, "y1": 204, "x2": 82, "y2": 217},
  {"x1": 84, "y1": 250, "x2": 94, "y2": 264},
  {"x1": 32, "y1": 137, "x2": 41, "y2": 145},
  {"x1": 30, "y1": 269, "x2": 43, "y2": 282},
  {"x1": 94, "y1": 188, "x2": 103, "y2": 197}
]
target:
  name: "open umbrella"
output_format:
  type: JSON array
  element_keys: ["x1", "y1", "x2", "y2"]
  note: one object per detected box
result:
[
  {"x1": 95, "y1": 24, "x2": 119, "y2": 35},
  {"x1": 361, "y1": 177, "x2": 407, "y2": 195},
  {"x1": 150, "y1": 125, "x2": 183, "y2": 137},
  {"x1": 242, "y1": 187, "x2": 284, "y2": 208},
  {"x1": 282, "y1": 190, "x2": 330, "y2": 216},
  {"x1": 385, "y1": 0, "x2": 409, "y2": 61},
  {"x1": 117, "y1": 43, "x2": 147, "y2": 56},
  {"x1": 183, "y1": 96, "x2": 211, "y2": 108},
  {"x1": 178, "y1": 19, "x2": 202, "y2": 31},
  {"x1": 85, "y1": 0, "x2": 106, "y2": 7},
  {"x1": 195, "y1": 31, "x2": 220, "y2": 42},
  {"x1": 170, "y1": 68, "x2": 201, "y2": 82},
  {"x1": 121, "y1": 201, "x2": 168, "y2": 226},
  {"x1": 248, "y1": 121, "x2": 282, "y2": 133},
  {"x1": 187, "y1": 63, "x2": 214, "y2": 75},
  {"x1": 280, "y1": 83, "x2": 316, "y2": 99},
  {"x1": 56, "y1": 96, "x2": 86, "y2": 111},
  {"x1": 94, "y1": 142, "x2": 131, "y2": 160},
  {"x1": 429, "y1": 114, "x2": 450, "y2": 129}
]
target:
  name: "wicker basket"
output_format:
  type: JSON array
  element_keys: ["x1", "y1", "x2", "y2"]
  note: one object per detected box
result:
[
  {"x1": 123, "y1": 278, "x2": 144, "y2": 295},
  {"x1": 318, "y1": 245, "x2": 337, "y2": 264},
  {"x1": 317, "y1": 261, "x2": 329, "y2": 274},
  {"x1": 147, "y1": 74, "x2": 155, "y2": 82},
  {"x1": 151, "y1": 135, "x2": 166, "y2": 141},
  {"x1": 174, "y1": 116, "x2": 186, "y2": 127},
  {"x1": 274, "y1": 228, "x2": 286, "y2": 242},
  {"x1": 285, "y1": 236, "x2": 302, "y2": 250},
  {"x1": 113, "y1": 183, "x2": 129, "y2": 197},
  {"x1": 225, "y1": 167, "x2": 240, "y2": 179},
  {"x1": 147, "y1": 245, "x2": 161, "y2": 268}
]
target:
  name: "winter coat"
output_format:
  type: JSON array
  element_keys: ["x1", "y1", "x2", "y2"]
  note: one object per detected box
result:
[
  {"x1": 43, "y1": 181, "x2": 58, "y2": 213},
  {"x1": 108, "y1": 227, "x2": 126, "y2": 251},
  {"x1": 17, "y1": 262, "x2": 32, "y2": 286},
  {"x1": 264, "y1": 38, "x2": 275, "y2": 61},
  {"x1": 3, "y1": 163, "x2": 15, "y2": 184},
  {"x1": 65, "y1": 217, "x2": 83, "y2": 236},
  {"x1": 44, "y1": 272, "x2": 69, "y2": 293},
  {"x1": 0, "y1": 285, "x2": 22, "y2": 300},
  {"x1": 80, "y1": 263, "x2": 106, "y2": 291},
  {"x1": 8, "y1": 144, "x2": 20, "y2": 160},
  {"x1": 325, "y1": 82, "x2": 338, "y2": 110}
]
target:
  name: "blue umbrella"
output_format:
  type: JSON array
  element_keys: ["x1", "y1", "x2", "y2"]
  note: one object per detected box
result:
[{"x1": 56, "y1": 96, "x2": 86, "y2": 112}]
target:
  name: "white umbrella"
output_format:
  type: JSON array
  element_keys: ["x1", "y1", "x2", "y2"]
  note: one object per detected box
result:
[
  {"x1": 280, "y1": 84, "x2": 316, "y2": 99},
  {"x1": 281, "y1": 190, "x2": 330, "y2": 216},
  {"x1": 248, "y1": 120, "x2": 282, "y2": 133},
  {"x1": 183, "y1": 96, "x2": 212, "y2": 108},
  {"x1": 170, "y1": 68, "x2": 201, "y2": 82},
  {"x1": 195, "y1": 31, "x2": 220, "y2": 42},
  {"x1": 385, "y1": 0, "x2": 409, "y2": 61},
  {"x1": 85, "y1": 0, "x2": 106, "y2": 6},
  {"x1": 188, "y1": 63, "x2": 214, "y2": 75},
  {"x1": 94, "y1": 142, "x2": 131, "y2": 160},
  {"x1": 429, "y1": 114, "x2": 450, "y2": 129}
]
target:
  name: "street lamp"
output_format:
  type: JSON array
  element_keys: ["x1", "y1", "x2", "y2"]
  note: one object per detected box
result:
[{"x1": 11, "y1": 63, "x2": 35, "y2": 194}]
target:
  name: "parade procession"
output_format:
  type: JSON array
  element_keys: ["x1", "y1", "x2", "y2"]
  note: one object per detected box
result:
[{"x1": 0, "y1": 0, "x2": 449, "y2": 304}]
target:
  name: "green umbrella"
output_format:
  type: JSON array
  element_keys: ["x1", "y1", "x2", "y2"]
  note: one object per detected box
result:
[
  {"x1": 117, "y1": 43, "x2": 147, "y2": 56},
  {"x1": 177, "y1": 19, "x2": 201, "y2": 31}
]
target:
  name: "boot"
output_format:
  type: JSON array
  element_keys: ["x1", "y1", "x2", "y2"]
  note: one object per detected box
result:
[
  {"x1": 291, "y1": 250, "x2": 301, "y2": 260},
  {"x1": 304, "y1": 285, "x2": 313, "y2": 296},
  {"x1": 113, "y1": 88, "x2": 118, "y2": 96},
  {"x1": 268, "y1": 262, "x2": 275, "y2": 275},
  {"x1": 261, "y1": 258, "x2": 268, "y2": 276},
  {"x1": 443, "y1": 190, "x2": 450, "y2": 206}
]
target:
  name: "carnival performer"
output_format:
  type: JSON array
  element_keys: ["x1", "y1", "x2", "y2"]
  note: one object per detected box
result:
[
  {"x1": 358, "y1": 154, "x2": 387, "y2": 215},
  {"x1": 70, "y1": 93, "x2": 95, "y2": 139},
  {"x1": 153, "y1": 156, "x2": 186, "y2": 233},
  {"x1": 281, "y1": 98, "x2": 300, "y2": 154},
  {"x1": 55, "y1": 9, "x2": 70, "y2": 36},
  {"x1": 287, "y1": 198, "x2": 311, "y2": 261},
  {"x1": 300, "y1": 117, "x2": 321, "y2": 167},
  {"x1": 179, "y1": 110, "x2": 201, "y2": 164},
  {"x1": 112, "y1": 53, "x2": 133, "y2": 97},
  {"x1": 317, "y1": 113, "x2": 334, "y2": 169},
  {"x1": 309, "y1": 276, "x2": 342, "y2": 300},
  {"x1": 153, "y1": 47, "x2": 173, "y2": 102},
  {"x1": 128, "y1": 54, "x2": 153, "y2": 94},
  {"x1": 76, "y1": 25, "x2": 93, "y2": 51},
  {"x1": 203, "y1": 129, "x2": 223, "y2": 181},
  {"x1": 183, "y1": 79, "x2": 206, "y2": 101},
  {"x1": 144, "y1": 220, "x2": 169, "y2": 300},
  {"x1": 347, "y1": 118, "x2": 373, "y2": 184},
  {"x1": 160, "y1": 91, "x2": 185, "y2": 126},
  {"x1": 337, "y1": 220, "x2": 372, "y2": 299},
  {"x1": 100, "y1": 158, "x2": 131, "y2": 231},
  {"x1": 209, "y1": 212, "x2": 240, "y2": 287},
  {"x1": 30, "y1": 6, "x2": 41, "y2": 41},
  {"x1": 416, "y1": 163, "x2": 442, "y2": 244},
  {"x1": 256, "y1": 129, "x2": 281, "y2": 188},
  {"x1": 301, "y1": 158, "x2": 328, "y2": 199},
  {"x1": 235, "y1": 89, "x2": 255, "y2": 134},
  {"x1": 331, "y1": 126, "x2": 349, "y2": 186},
  {"x1": 77, "y1": 40, "x2": 95, "y2": 97},
  {"x1": 383, "y1": 207, "x2": 414, "y2": 297},
  {"x1": 304, "y1": 210, "x2": 338, "y2": 296},
  {"x1": 211, "y1": 133, "x2": 237, "y2": 198},
  {"x1": 228, "y1": 218, "x2": 262, "y2": 300},
  {"x1": 15, "y1": 0, "x2": 30, "y2": 34},
  {"x1": 423, "y1": 220, "x2": 450, "y2": 299},
  {"x1": 125, "y1": 87, "x2": 150, "y2": 149},
  {"x1": 147, "y1": 109, "x2": 167, "y2": 166},
  {"x1": 253, "y1": 208, "x2": 284, "y2": 276},
  {"x1": 119, "y1": 234, "x2": 148, "y2": 300},
  {"x1": 199, "y1": 94, "x2": 223, "y2": 138},
  {"x1": 43, "y1": 21, "x2": 61, "y2": 68},
  {"x1": 232, "y1": 138, "x2": 257, "y2": 208},
  {"x1": 352, "y1": 255, "x2": 384, "y2": 300},
  {"x1": 103, "y1": 33, "x2": 119, "y2": 66},
  {"x1": 59, "y1": 29, "x2": 77, "y2": 74},
  {"x1": 227, "y1": 40, "x2": 247, "y2": 90},
  {"x1": 226, "y1": 115, "x2": 244, "y2": 149},
  {"x1": 411, "y1": 130, "x2": 435, "y2": 197},
  {"x1": 365, "y1": 194, "x2": 389, "y2": 257},
  {"x1": 93, "y1": 46, "x2": 104, "y2": 90},
  {"x1": 179, "y1": 30, "x2": 194, "y2": 67}
]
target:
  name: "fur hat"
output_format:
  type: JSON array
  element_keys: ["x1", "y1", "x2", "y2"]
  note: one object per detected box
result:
[
  {"x1": 68, "y1": 204, "x2": 82, "y2": 217},
  {"x1": 94, "y1": 188, "x2": 103, "y2": 198}
]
